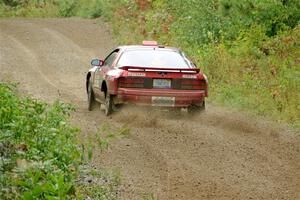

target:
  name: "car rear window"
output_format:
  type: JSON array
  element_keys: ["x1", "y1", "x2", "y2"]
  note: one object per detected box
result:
[{"x1": 116, "y1": 49, "x2": 192, "y2": 69}]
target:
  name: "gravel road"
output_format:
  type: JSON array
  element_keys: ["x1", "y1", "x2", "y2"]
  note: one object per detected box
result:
[{"x1": 0, "y1": 18, "x2": 299, "y2": 200}]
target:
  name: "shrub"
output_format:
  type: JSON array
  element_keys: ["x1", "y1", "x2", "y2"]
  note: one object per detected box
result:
[
  {"x1": 0, "y1": 83, "x2": 80, "y2": 199},
  {"x1": 56, "y1": 0, "x2": 77, "y2": 17},
  {"x1": 0, "y1": 0, "x2": 105, "y2": 18},
  {"x1": 76, "y1": 0, "x2": 103, "y2": 19},
  {"x1": 0, "y1": 0, "x2": 26, "y2": 7}
]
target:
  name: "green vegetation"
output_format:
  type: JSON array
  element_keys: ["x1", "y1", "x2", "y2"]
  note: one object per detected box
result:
[
  {"x1": 1, "y1": 0, "x2": 299, "y2": 129},
  {"x1": 0, "y1": 83, "x2": 80, "y2": 199},
  {"x1": 76, "y1": 165, "x2": 120, "y2": 200},
  {"x1": 81, "y1": 123, "x2": 130, "y2": 159},
  {"x1": 0, "y1": 83, "x2": 121, "y2": 199},
  {"x1": 0, "y1": 0, "x2": 102, "y2": 18},
  {"x1": 78, "y1": 123, "x2": 129, "y2": 200}
]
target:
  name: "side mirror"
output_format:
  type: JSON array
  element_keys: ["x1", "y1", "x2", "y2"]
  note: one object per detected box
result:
[{"x1": 91, "y1": 59, "x2": 104, "y2": 66}]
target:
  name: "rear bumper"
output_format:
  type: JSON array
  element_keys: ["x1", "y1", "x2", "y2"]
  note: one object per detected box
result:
[{"x1": 115, "y1": 88, "x2": 205, "y2": 107}]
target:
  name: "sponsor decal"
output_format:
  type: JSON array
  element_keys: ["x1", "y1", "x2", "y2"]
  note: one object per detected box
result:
[
  {"x1": 128, "y1": 72, "x2": 146, "y2": 77},
  {"x1": 107, "y1": 69, "x2": 123, "y2": 77},
  {"x1": 182, "y1": 74, "x2": 197, "y2": 79}
]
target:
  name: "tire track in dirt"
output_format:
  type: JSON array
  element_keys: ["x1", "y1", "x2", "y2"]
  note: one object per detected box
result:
[
  {"x1": 1, "y1": 19, "x2": 96, "y2": 102},
  {"x1": 111, "y1": 106, "x2": 300, "y2": 199},
  {"x1": 124, "y1": 130, "x2": 189, "y2": 200},
  {"x1": 1, "y1": 18, "x2": 299, "y2": 200}
]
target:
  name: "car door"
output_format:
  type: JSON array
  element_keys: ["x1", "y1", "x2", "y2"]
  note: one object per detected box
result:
[{"x1": 93, "y1": 49, "x2": 119, "y2": 102}]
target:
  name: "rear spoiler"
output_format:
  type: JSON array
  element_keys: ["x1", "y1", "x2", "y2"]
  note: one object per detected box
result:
[{"x1": 119, "y1": 66, "x2": 200, "y2": 73}]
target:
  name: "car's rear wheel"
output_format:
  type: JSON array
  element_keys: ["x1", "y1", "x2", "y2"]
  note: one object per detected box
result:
[
  {"x1": 104, "y1": 94, "x2": 113, "y2": 116},
  {"x1": 87, "y1": 81, "x2": 97, "y2": 111},
  {"x1": 187, "y1": 101, "x2": 205, "y2": 114}
]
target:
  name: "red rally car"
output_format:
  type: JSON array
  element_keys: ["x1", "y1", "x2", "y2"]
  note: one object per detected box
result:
[{"x1": 86, "y1": 41, "x2": 208, "y2": 116}]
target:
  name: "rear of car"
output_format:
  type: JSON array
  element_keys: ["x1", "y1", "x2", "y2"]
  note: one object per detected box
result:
[{"x1": 113, "y1": 45, "x2": 208, "y2": 109}]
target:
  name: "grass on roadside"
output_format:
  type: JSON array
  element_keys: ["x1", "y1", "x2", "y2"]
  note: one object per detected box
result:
[
  {"x1": 0, "y1": 83, "x2": 80, "y2": 199},
  {"x1": 76, "y1": 166, "x2": 121, "y2": 200},
  {"x1": 0, "y1": 0, "x2": 102, "y2": 18},
  {"x1": 77, "y1": 123, "x2": 130, "y2": 200},
  {"x1": 0, "y1": 83, "x2": 122, "y2": 199}
]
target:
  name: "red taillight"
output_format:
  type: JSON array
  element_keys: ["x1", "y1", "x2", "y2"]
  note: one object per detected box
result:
[
  {"x1": 119, "y1": 77, "x2": 144, "y2": 88},
  {"x1": 180, "y1": 79, "x2": 206, "y2": 90}
]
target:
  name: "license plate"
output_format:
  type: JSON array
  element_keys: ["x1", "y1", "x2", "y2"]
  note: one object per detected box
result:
[
  {"x1": 153, "y1": 79, "x2": 171, "y2": 89},
  {"x1": 152, "y1": 96, "x2": 175, "y2": 107}
]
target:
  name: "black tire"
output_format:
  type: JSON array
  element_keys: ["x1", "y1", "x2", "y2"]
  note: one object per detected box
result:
[
  {"x1": 200, "y1": 101, "x2": 206, "y2": 111},
  {"x1": 87, "y1": 81, "x2": 96, "y2": 111},
  {"x1": 104, "y1": 94, "x2": 113, "y2": 116},
  {"x1": 187, "y1": 101, "x2": 205, "y2": 114}
]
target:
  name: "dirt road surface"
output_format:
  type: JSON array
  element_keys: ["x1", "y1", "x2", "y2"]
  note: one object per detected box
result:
[{"x1": 1, "y1": 18, "x2": 299, "y2": 200}]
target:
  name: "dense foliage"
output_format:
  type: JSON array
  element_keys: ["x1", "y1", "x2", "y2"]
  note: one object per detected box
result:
[
  {"x1": 0, "y1": 83, "x2": 80, "y2": 199},
  {"x1": 0, "y1": 0, "x2": 102, "y2": 18},
  {"x1": 0, "y1": 83, "x2": 122, "y2": 199},
  {"x1": 167, "y1": 0, "x2": 300, "y2": 45}
]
